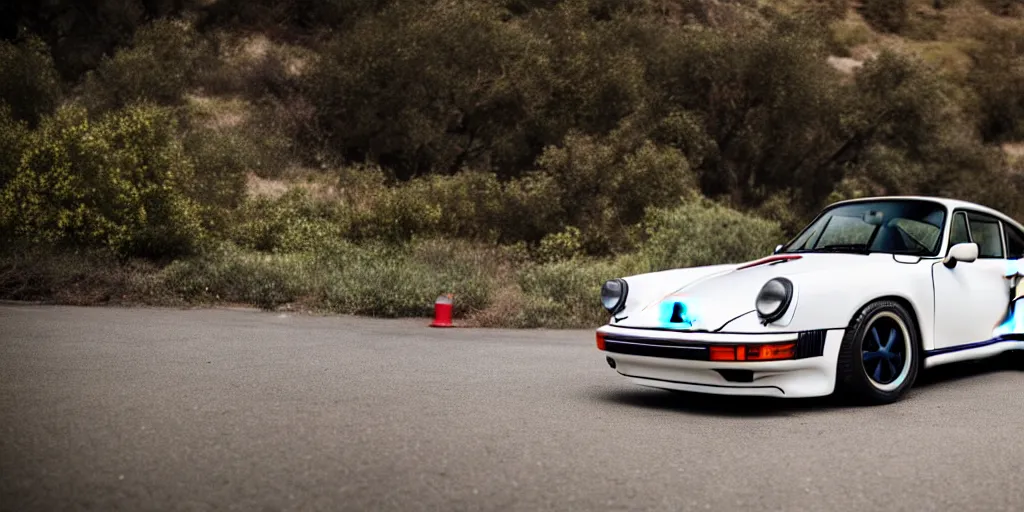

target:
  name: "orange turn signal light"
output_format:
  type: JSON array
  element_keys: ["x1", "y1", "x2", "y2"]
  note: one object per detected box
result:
[
  {"x1": 709, "y1": 342, "x2": 795, "y2": 361},
  {"x1": 596, "y1": 332, "x2": 606, "y2": 351}
]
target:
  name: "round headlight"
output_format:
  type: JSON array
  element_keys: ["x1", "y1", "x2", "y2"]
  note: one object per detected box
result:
[
  {"x1": 755, "y1": 278, "x2": 793, "y2": 324},
  {"x1": 600, "y1": 279, "x2": 628, "y2": 314}
]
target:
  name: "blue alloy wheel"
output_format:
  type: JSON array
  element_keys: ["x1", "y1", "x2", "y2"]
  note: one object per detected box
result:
[
  {"x1": 862, "y1": 316, "x2": 907, "y2": 386},
  {"x1": 837, "y1": 300, "x2": 920, "y2": 404}
]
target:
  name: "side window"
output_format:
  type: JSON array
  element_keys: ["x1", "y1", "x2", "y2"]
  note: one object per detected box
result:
[
  {"x1": 949, "y1": 212, "x2": 971, "y2": 246},
  {"x1": 1006, "y1": 224, "x2": 1024, "y2": 260},
  {"x1": 967, "y1": 213, "x2": 1004, "y2": 258}
]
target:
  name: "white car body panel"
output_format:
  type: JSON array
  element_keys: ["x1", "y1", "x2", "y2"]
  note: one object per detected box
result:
[
  {"x1": 606, "y1": 330, "x2": 847, "y2": 398},
  {"x1": 596, "y1": 195, "x2": 1024, "y2": 398},
  {"x1": 932, "y1": 258, "x2": 1008, "y2": 349},
  {"x1": 614, "y1": 253, "x2": 937, "y2": 340}
]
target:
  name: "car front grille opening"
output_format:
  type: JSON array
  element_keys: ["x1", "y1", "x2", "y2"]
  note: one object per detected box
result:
[{"x1": 715, "y1": 369, "x2": 754, "y2": 383}]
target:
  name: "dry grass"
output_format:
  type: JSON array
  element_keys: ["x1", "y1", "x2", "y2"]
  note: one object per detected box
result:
[
  {"x1": 831, "y1": 14, "x2": 880, "y2": 56},
  {"x1": 0, "y1": 248, "x2": 173, "y2": 306},
  {"x1": 185, "y1": 94, "x2": 250, "y2": 129},
  {"x1": 245, "y1": 169, "x2": 341, "y2": 201},
  {"x1": 827, "y1": 55, "x2": 865, "y2": 74},
  {"x1": 823, "y1": 0, "x2": 1024, "y2": 96}
]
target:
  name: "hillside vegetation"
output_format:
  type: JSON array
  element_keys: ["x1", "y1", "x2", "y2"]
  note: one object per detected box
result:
[{"x1": 1, "y1": 0, "x2": 1023, "y2": 327}]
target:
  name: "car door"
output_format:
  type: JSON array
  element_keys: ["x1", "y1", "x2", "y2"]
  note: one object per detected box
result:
[
  {"x1": 995, "y1": 222, "x2": 1024, "y2": 336},
  {"x1": 931, "y1": 210, "x2": 1009, "y2": 350}
]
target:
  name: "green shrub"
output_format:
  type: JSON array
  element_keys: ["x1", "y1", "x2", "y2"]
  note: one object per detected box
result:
[
  {"x1": 513, "y1": 258, "x2": 631, "y2": 328},
  {"x1": 807, "y1": 0, "x2": 848, "y2": 21},
  {"x1": 827, "y1": 18, "x2": 878, "y2": 57},
  {"x1": 755, "y1": 189, "x2": 815, "y2": 237},
  {"x1": 632, "y1": 198, "x2": 785, "y2": 272},
  {"x1": 181, "y1": 94, "x2": 299, "y2": 180},
  {"x1": 343, "y1": 168, "x2": 563, "y2": 245},
  {"x1": 405, "y1": 238, "x2": 512, "y2": 315},
  {"x1": 182, "y1": 235, "x2": 509, "y2": 316},
  {"x1": 305, "y1": 1, "x2": 539, "y2": 177},
  {"x1": 320, "y1": 245, "x2": 456, "y2": 317},
  {"x1": 966, "y1": 22, "x2": 1024, "y2": 143},
  {"x1": 641, "y1": 19, "x2": 850, "y2": 208},
  {"x1": 305, "y1": 0, "x2": 647, "y2": 178},
  {"x1": 161, "y1": 244, "x2": 313, "y2": 309},
  {"x1": 535, "y1": 125, "x2": 696, "y2": 253},
  {"x1": 81, "y1": 19, "x2": 208, "y2": 112},
  {"x1": 859, "y1": 0, "x2": 909, "y2": 34},
  {"x1": 320, "y1": 239, "x2": 507, "y2": 317},
  {"x1": 0, "y1": 244, "x2": 167, "y2": 305},
  {"x1": 182, "y1": 128, "x2": 253, "y2": 232},
  {"x1": 229, "y1": 188, "x2": 345, "y2": 253},
  {"x1": 0, "y1": 105, "x2": 28, "y2": 192},
  {"x1": 0, "y1": 104, "x2": 205, "y2": 258},
  {"x1": 537, "y1": 226, "x2": 584, "y2": 262},
  {"x1": 0, "y1": 35, "x2": 61, "y2": 125},
  {"x1": 2, "y1": 0, "x2": 189, "y2": 81},
  {"x1": 844, "y1": 50, "x2": 1018, "y2": 208}
]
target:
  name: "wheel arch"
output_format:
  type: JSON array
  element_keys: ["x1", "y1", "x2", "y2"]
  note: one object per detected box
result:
[
  {"x1": 836, "y1": 293, "x2": 925, "y2": 403},
  {"x1": 851, "y1": 294, "x2": 926, "y2": 352}
]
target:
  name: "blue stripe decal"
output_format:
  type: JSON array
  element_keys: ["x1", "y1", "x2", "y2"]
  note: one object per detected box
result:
[{"x1": 924, "y1": 335, "x2": 1024, "y2": 357}]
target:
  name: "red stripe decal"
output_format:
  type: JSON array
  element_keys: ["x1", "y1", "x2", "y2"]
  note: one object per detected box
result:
[{"x1": 737, "y1": 254, "x2": 802, "y2": 270}]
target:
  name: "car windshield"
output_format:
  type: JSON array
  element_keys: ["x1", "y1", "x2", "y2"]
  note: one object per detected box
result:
[{"x1": 781, "y1": 200, "x2": 947, "y2": 256}]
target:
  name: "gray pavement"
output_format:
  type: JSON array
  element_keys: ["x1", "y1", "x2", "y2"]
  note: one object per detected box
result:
[{"x1": 2, "y1": 304, "x2": 1023, "y2": 512}]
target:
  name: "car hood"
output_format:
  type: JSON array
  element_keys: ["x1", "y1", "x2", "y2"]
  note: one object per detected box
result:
[{"x1": 615, "y1": 253, "x2": 894, "y2": 332}]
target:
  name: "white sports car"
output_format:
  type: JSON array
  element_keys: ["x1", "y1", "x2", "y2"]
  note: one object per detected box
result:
[{"x1": 595, "y1": 196, "x2": 1024, "y2": 404}]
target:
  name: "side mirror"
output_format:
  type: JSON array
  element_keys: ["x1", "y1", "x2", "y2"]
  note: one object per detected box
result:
[
  {"x1": 774, "y1": 244, "x2": 783, "y2": 254},
  {"x1": 943, "y1": 242, "x2": 979, "y2": 268}
]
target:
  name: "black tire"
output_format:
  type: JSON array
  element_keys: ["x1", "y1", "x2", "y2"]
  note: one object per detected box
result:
[{"x1": 836, "y1": 300, "x2": 921, "y2": 405}]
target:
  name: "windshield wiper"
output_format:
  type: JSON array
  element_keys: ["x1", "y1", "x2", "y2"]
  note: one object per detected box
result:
[{"x1": 798, "y1": 244, "x2": 872, "y2": 254}]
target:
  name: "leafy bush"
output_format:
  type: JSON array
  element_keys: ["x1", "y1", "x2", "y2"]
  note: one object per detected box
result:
[
  {"x1": 512, "y1": 258, "x2": 629, "y2": 328},
  {"x1": 640, "y1": 18, "x2": 849, "y2": 208},
  {"x1": 859, "y1": 0, "x2": 909, "y2": 33},
  {"x1": 0, "y1": 104, "x2": 205, "y2": 258},
  {"x1": 633, "y1": 199, "x2": 785, "y2": 272},
  {"x1": 228, "y1": 188, "x2": 345, "y2": 253},
  {"x1": 306, "y1": 1, "x2": 536, "y2": 177},
  {"x1": 966, "y1": 22, "x2": 1024, "y2": 143},
  {"x1": 342, "y1": 168, "x2": 563, "y2": 245},
  {"x1": 161, "y1": 238, "x2": 510, "y2": 315},
  {"x1": 182, "y1": 127, "x2": 253, "y2": 232},
  {"x1": 0, "y1": 244, "x2": 166, "y2": 305},
  {"x1": 0, "y1": 35, "x2": 61, "y2": 125},
  {"x1": 844, "y1": 50, "x2": 1018, "y2": 209},
  {"x1": 537, "y1": 226, "x2": 584, "y2": 262},
  {"x1": 320, "y1": 239, "x2": 509, "y2": 317},
  {"x1": 807, "y1": 0, "x2": 849, "y2": 21},
  {"x1": 535, "y1": 125, "x2": 695, "y2": 253},
  {"x1": 81, "y1": 19, "x2": 208, "y2": 112},
  {"x1": 1, "y1": 0, "x2": 191, "y2": 81},
  {"x1": 827, "y1": 18, "x2": 878, "y2": 57},
  {"x1": 0, "y1": 105, "x2": 28, "y2": 191},
  {"x1": 306, "y1": 0, "x2": 647, "y2": 179},
  {"x1": 161, "y1": 244, "x2": 313, "y2": 309}
]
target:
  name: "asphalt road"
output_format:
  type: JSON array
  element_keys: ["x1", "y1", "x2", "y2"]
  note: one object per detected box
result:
[{"x1": 2, "y1": 304, "x2": 1024, "y2": 512}]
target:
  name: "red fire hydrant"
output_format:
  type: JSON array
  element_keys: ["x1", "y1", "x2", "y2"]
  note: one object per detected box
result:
[{"x1": 430, "y1": 294, "x2": 454, "y2": 327}]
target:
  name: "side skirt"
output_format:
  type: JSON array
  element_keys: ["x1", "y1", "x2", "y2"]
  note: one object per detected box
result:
[{"x1": 923, "y1": 337, "x2": 1024, "y2": 369}]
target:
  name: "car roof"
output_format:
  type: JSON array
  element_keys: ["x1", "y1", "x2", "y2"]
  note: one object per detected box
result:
[{"x1": 828, "y1": 195, "x2": 1024, "y2": 233}]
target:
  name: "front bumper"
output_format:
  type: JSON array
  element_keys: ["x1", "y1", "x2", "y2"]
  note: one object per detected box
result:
[{"x1": 596, "y1": 325, "x2": 846, "y2": 398}]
